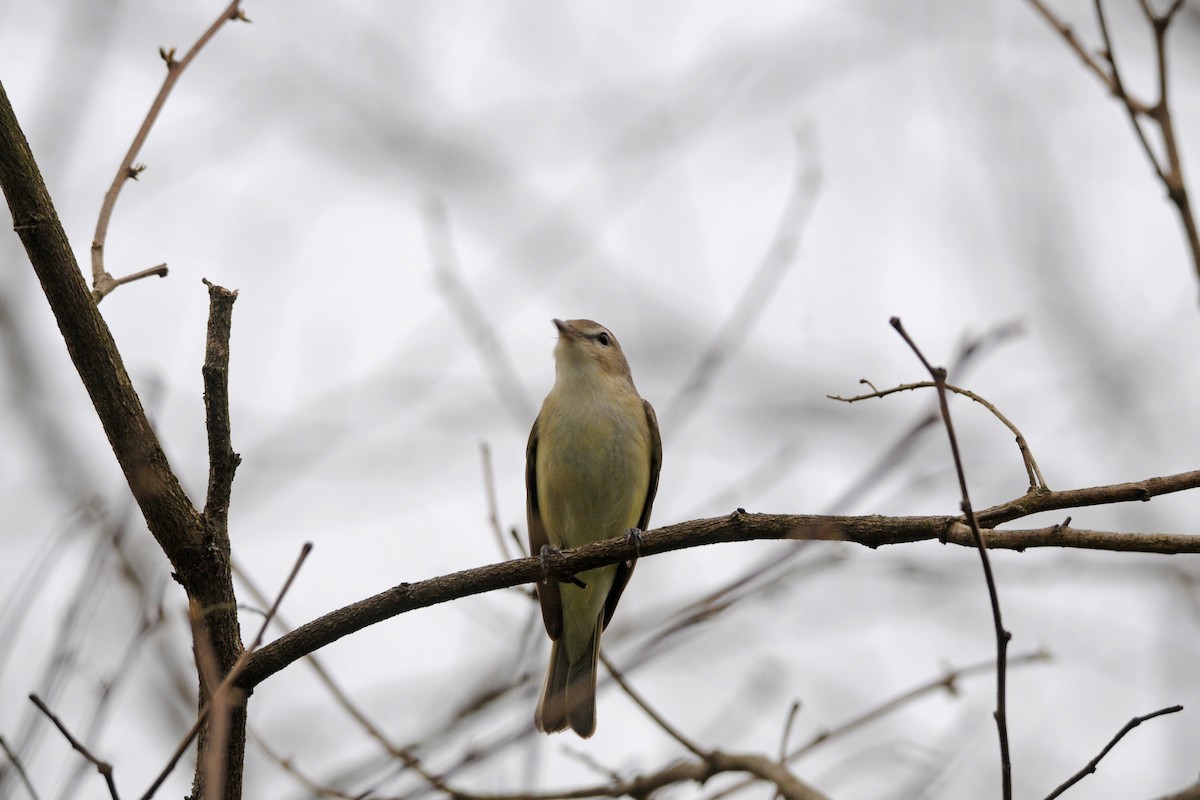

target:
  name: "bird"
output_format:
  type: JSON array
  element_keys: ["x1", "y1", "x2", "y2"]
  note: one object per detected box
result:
[{"x1": 526, "y1": 318, "x2": 662, "y2": 737}]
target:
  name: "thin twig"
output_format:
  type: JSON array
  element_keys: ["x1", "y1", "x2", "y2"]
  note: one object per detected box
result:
[
  {"x1": 703, "y1": 650, "x2": 1051, "y2": 800},
  {"x1": 0, "y1": 735, "x2": 41, "y2": 800},
  {"x1": 28, "y1": 695, "x2": 119, "y2": 800},
  {"x1": 139, "y1": 542, "x2": 311, "y2": 800},
  {"x1": 773, "y1": 702, "x2": 802, "y2": 800},
  {"x1": 91, "y1": 1, "x2": 249, "y2": 301},
  {"x1": 829, "y1": 379, "x2": 1048, "y2": 491},
  {"x1": 1026, "y1": 0, "x2": 1200, "y2": 292},
  {"x1": 251, "y1": 729, "x2": 365, "y2": 799},
  {"x1": 600, "y1": 652, "x2": 707, "y2": 759},
  {"x1": 230, "y1": 559, "x2": 451, "y2": 791},
  {"x1": 1023, "y1": 0, "x2": 1117, "y2": 90},
  {"x1": 480, "y1": 442, "x2": 513, "y2": 560},
  {"x1": 1093, "y1": 0, "x2": 1166, "y2": 181},
  {"x1": 1043, "y1": 704, "x2": 1183, "y2": 799},
  {"x1": 890, "y1": 316, "x2": 1012, "y2": 800}
]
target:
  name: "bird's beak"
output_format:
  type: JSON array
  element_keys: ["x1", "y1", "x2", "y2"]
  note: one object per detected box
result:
[{"x1": 553, "y1": 319, "x2": 579, "y2": 340}]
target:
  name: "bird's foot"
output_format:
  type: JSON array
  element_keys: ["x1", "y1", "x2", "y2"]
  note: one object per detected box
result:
[
  {"x1": 539, "y1": 544, "x2": 587, "y2": 589},
  {"x1": 623, "y1": 527, "x2": 644, "y2": 559}
]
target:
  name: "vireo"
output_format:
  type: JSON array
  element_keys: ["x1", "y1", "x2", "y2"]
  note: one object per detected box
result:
[{"x1": 526, "y1": 318, "x2": 662, "y2": 737}]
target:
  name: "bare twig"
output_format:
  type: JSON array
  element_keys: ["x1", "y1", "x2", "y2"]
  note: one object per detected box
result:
[
  {"x1": 231, "y1": 559, "x2": 451, "y2": 791},
  {"x1": 829, "y1": 379, "x2": 1048, "y2": 491},
  {"x1": 251, "y1": 729, "x2": 364, "y2": 799},
  {"x1": 1093, "y1": 0, "x2": 1167, "y2": 181},
  {"x1": 480, "y1": 442, "x2": 513, "y2": 561},
  {"x1": 1025, "y1": 0, "x2": 1200, "y2": 292},
  {"x1": 90, "y1": 1, "x2": 249, "y2": 301},
  {"x1": 0, "y1": 735, "x2": 41, "y2": 800},
  {"x1": 1043, "y1": 704, "x2": 1183, "y2": 799},
  {"x1": 28, "y1": 695, "x2": 119, "y2": 800},
  {"x1": 600, "y1": 652, "x2": 707, "y2": 759},
  {"x1": 140, "y1": 542, "x2": 311, "y2": 800},
  {"x1": 890, "y1": 316, "x2": 1012, "y2": 800},
  {"x1": 704, "y1": 650, "x2": 1051, "y2": 800}
]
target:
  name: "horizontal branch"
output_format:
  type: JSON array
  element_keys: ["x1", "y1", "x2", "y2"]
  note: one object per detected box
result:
[
  {"x1": 977, "y1": 469, "x2": 1200, "y2": 526},
  {"x1": 237, "y1": 469, "x2": 1200, "y2": 691}
]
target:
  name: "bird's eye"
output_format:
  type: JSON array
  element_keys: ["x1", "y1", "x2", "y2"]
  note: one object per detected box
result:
[{"x1": 596, "y1": 332, "x2": 611, "y2": 347}]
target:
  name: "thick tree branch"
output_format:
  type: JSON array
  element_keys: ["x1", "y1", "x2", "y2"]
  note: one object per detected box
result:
[
  {"x1": 238, "y1": 469, "x2": 1200, "y2": 691},
  {"x1": 0, "y1": 80, "x2": 203, "y2": 573}
]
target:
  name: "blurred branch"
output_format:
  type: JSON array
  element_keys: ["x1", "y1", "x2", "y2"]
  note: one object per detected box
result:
[
  {"x1": 424, "y1": 196, "x2": 534, "y2": 424},
  {"x1": 141, "y1": 543, "x2": 310, "y2": 800},
  {"x1": 890, "y1": 316, "x2": 1012, "y2": 800},
  {"x1": 233, "y1": 559, "x2": 450, "y2": 790},
  {"x1": 28, "y1": 695, "x2": 119, "y2": 800},
  {"x1": 1044, "y1": 704, "x2": 1183, "y2": 799},
  {"x1": 417, "y1": 750, "x2": 831, "y2": 800},
  {"x1": 238, "y1": 467, "x2": 1200, "y2": 691},
  {"x1": 1157, "y1": 780, "x2": 1200, "y2": 800},
  {"x1": 666, "y1": 127, "x2": 821, "y2": 429},
  {"x1": 480, "y1": 441, "x2": 515, "y2": 561},
  {"x1": 705, "y1": 649, "x2": 1052, "y2": 800},
  {"x1": 1025, "y1": 0, "x2": 1200, "y2": 294},
  {"x1": 0, "y1": 735, "x2": 41, "y2": 800},
  {"x1": 601, "y1": 652, "x2": 706, "y2": 759},
  {"x1": 251, "y1": 729, "x2": 364, "y2": 799},
  {"x1": 90, "y1": 0, "x2": 250, "y2": 302},
  {"x1": 830, "y1": 378, "x2": 1048, "y2": 492}
]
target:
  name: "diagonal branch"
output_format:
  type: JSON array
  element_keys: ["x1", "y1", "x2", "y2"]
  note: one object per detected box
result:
[
  {"x1": 0, "y1": 79, "x2": 203, "y2": 571},
  {"x1": 29, "y1": 695, "x2": 119, "y2": 800},
  {"x1": 1043, "y1": 704, "x2": 1183, "y2": 799}
]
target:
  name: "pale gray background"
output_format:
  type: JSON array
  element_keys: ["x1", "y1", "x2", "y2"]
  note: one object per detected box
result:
[{"x1": 1, "y1": 1, "x2": 1199, "y2": 798}]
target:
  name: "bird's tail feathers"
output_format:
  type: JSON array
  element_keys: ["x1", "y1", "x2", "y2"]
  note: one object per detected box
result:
[{"x1": 534, "y1": 623, "x2": 601, "y2": 738}]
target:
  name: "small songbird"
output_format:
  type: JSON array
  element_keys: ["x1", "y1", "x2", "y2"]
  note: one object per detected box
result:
[{"x1": 526, "y1": 318, "x2": 662, "y2": 737}]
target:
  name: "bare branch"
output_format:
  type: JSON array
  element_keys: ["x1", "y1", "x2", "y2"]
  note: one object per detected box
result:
[
  {"x1": 28, "y1": 695, "x2": 119, "y2": 800},
  {"x1": 889, "y1": 316, "x2": 1012, "y2": 800},
  {"x1": 91, "y1": 0, "x2": 248, "y2": 301},
  {"x1": 830, "y1": 378, "x2": 1048, "y2": 491},
  {"x1": 237, "y1": 468, "x2": 1200, "y2": 691},
  {"x1": 1025, "y1": 0, "x2": 1200, "y2": 293},
  {"x1": 601, "y1": 652, "x2": 707, "y2": 759},
  {"x1": 202, "y1": 279, "x2": 241, "y2": 526},
  {"x1": 0, "y1": 735, "x2": 41, "y2": 800},
  {"x1": 0, "y1": 78, "x2": 203, "y2": 582},
  {"x1": 480, "y1": 441, "x2": 514, "y2": 561},
  {"x1": 140, "y1": 543, "x2": 311, "y2": 800},
  {"x1": 1043, "y1": 704, "x2": 1183, "y2": 799}
]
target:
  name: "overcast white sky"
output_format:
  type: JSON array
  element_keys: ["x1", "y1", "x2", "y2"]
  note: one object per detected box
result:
[{"x1": 2, "y1": 2, "x2": 1200, "y2": 798}]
